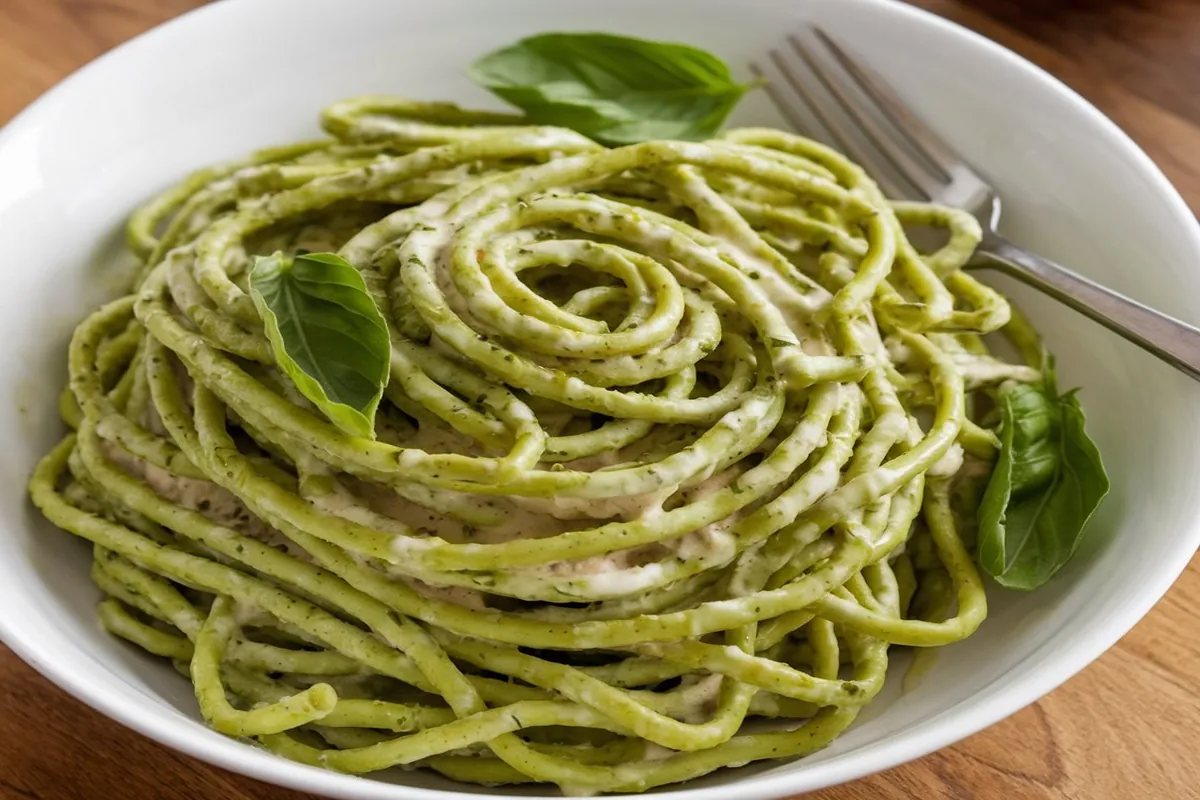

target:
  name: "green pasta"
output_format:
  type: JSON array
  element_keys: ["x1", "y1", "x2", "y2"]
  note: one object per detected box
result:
[{"x1": 30, "y1": 94, "x2": 1050, "y2": 794}]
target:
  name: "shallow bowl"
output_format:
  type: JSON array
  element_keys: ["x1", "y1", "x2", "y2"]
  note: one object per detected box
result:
[{"x1": 1, "y1": 0, "x2": 1198, "y2": 798}]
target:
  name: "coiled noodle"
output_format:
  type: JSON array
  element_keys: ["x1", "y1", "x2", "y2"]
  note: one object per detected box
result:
[{"x1": 30, "y1": 96, "x2": 1043, "y2": 793}]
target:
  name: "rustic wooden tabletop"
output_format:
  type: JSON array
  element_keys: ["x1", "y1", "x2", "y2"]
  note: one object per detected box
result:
[{"x1": 2, "y1": 1, "x2": 1199, "y2": 798}]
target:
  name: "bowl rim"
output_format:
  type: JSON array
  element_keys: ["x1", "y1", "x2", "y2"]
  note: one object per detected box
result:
[{"x1": 3, "y1": 0, "x2": 1200, "y2": 798}]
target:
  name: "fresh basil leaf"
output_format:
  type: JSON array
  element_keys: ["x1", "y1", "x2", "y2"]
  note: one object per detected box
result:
[
  {"x1": 468, "y1": 32, "x2": 754, "y2": 145},
  {"x1": 976, "y1": 363, "x2": 1109, "y2": 590},
  {"x1": 249, "y1": 252, "x2": 390, "y2": 439}
]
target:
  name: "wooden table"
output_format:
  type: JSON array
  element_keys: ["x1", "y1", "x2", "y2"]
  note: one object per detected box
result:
[{"x1": 2, "y1": 1, "x2": 1198, "y2": 798}]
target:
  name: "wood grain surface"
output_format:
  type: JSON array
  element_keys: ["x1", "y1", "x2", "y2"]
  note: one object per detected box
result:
[{"x1": 1, "y1": 1, "x2": 1198, "y2": 798}]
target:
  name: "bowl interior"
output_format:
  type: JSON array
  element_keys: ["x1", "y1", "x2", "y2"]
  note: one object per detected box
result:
[{"x1": 1, "y1": 1, "x2": 1198, "y2": 798}]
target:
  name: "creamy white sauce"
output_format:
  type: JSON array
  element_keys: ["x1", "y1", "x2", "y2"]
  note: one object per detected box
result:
[
  {"x1": 102, "y1": 442, "x2": 306, "y2": 559},
  {"x1": 670, "y1": 674, "x2": 723, "y2": 723},
  {"x1": 641, "y1": 743, "x2": 676, "y2": 762},
  {"x1": 514, "y1": 130, "x2": 592, "y2": 150},
  {"x1": 399, "y1": 576, "x2": 488, "y2": 610},
  {"x1": 928, "y1": 443, "x2": 965, "y2": 478},
  {"x1": 674, "y1": 143, "x2": 711, "y2": 162}
]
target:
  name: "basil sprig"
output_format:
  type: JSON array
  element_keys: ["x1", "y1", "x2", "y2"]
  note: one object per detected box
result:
[
  {"x1": 977, "y1": 361, "x2": 1110, "y2": 590},
  {"x1": 249, "y1": 252, "x2": 391, "y2": 439},
  {"x1": 468, "y1": 32, "x2": 754, "y2": 145}
]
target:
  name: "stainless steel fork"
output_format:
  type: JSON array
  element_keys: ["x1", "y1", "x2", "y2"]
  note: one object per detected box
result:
[{"x1": 753, "y1": 28, "x2": 1200, "y2": 381}]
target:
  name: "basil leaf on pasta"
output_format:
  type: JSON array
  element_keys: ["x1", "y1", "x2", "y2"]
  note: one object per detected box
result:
[
  {"x1": 468, "y1": 32, "x2": 753, "y2": 145},
  {"x1": 977, "y1": 363, "x2": 1109, "y2": 590},
  {"x1": 249, "y1": 251, "x2": 390, "y2": 439}
]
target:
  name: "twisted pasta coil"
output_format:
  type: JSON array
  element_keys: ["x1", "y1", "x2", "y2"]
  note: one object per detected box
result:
[{"x1": 31, "y1": 97, "x2": 1041, "y2": 793}]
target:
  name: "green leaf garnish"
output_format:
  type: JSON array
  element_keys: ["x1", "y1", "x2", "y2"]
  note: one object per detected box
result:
[
  {"x1": 468, "y1": 32, "x2": 754, "y2": 145},
  {"x1": 976, "y1": 360, "x2": 1110, "y2": 590},
  {"x1": 249, "y1": 252, "x2": 390, "y2": 439}
]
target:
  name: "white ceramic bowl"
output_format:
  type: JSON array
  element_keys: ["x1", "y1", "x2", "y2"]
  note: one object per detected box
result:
[{"x1": 2, "y1": 0, "x2": 1198, "y2": 797}]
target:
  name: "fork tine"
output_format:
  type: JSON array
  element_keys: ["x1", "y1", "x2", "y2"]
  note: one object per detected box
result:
[
  {"x1": 788, "y1": 31, "x2": 945, "y2": 200},
  {"x1": 749, "y1": 62, "x2": 817, "y2": 139},
  {"x1": 763, "y1": 48, "x2": 914, "y2": 200},
  {"x1": 809, "y1": 26, "x2": 964, "y2": 181}
]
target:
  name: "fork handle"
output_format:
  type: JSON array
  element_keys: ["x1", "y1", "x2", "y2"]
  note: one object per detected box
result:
[{"x1": 974, "y1": 234, "x2": 1200, "y2": 381}]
